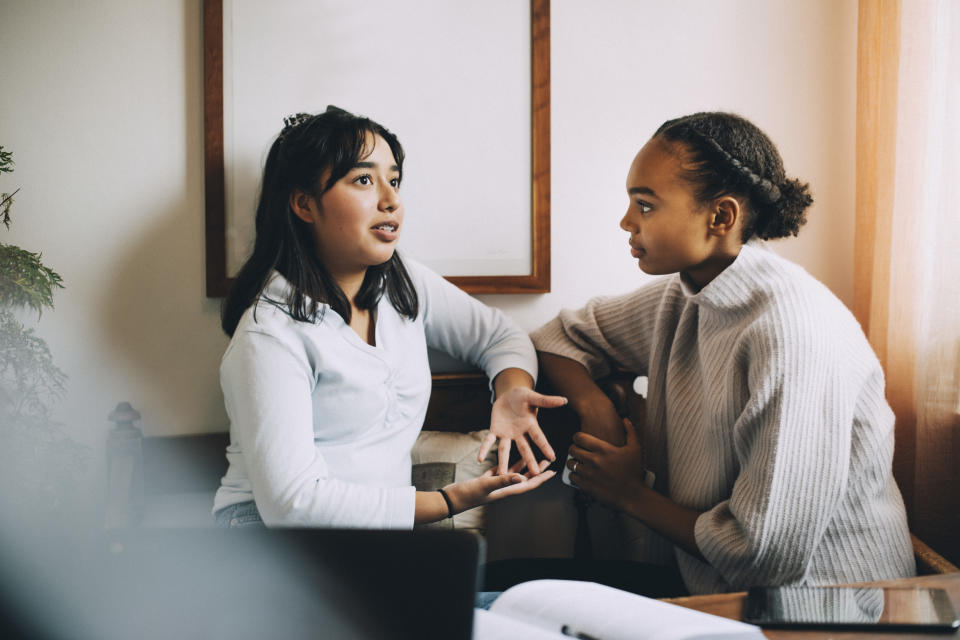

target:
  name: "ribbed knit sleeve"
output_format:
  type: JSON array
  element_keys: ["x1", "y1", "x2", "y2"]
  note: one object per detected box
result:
[{"x1": 530, "y1": 278, "x2": 673, "y2": 379}]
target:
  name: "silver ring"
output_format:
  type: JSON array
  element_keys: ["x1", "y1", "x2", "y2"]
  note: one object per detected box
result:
[{"x1": 572, "y1": 460, "x2": 579, "y2": 474}]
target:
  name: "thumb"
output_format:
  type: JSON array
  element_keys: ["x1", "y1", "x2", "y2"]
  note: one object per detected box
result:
[
  {"x1": 500, "y1": 473, "x2": 525, "y2": 487},
  {"x1": 526, "y1": 391, "x2": 568, "y2": 409},
  {"x1": 622, "y1": 417, "x2": 638, "y2": 444}
]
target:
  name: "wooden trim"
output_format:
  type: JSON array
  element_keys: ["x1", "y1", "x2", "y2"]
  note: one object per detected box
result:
[
  {"x1": 203, "y1": 0, "x2": 228, "y2": 297},
  {"x1": 448, "y1": 0, "x2": 551, "y2": 294},
  {"x1": 202, "y1": 0, "x2": 551, "y2": 297},
  {"x1": 912, "y1": 534, "x2": 960, "y2": 575}
]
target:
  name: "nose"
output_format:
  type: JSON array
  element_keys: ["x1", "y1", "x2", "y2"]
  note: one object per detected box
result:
[
  {"x1": 620, "y1": 210, "x2": 636, "y2": 233},
  {"x1": 379, "y1": 182, "x2": 401, "y2": 213}
]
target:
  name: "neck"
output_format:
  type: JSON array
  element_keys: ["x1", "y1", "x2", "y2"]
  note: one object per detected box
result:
[
  {"x1": 682, "y1": 243, "x2": 742, "y2": 291},
  {"x1": 328, "y1": 266, "x2": 368, "y2": 304}
]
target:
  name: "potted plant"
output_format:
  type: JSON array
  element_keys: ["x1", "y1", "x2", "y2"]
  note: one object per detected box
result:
[{"x1": 0, "y1": 145, "x2": 86, "y2": 525}]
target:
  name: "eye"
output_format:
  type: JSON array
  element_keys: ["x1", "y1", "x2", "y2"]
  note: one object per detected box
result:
[
  {"x1": 354, "y1": 174, "x2": 372, "y2": 186},
  {"x1": 390, "y1": 177, "x2": 400, "y2": 188},
  {"x1": 635, "y1": 200, "x2": 653, "y2": 215}
]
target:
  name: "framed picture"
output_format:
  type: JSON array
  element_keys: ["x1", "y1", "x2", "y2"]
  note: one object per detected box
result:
[{"x1": 203, "y1": 0, "x2": 550, "y2": 296}]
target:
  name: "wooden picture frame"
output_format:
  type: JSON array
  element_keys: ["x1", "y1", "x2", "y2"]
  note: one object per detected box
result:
[{"x1": 203, "y1": 0, "x2": 550, "y2": 297}]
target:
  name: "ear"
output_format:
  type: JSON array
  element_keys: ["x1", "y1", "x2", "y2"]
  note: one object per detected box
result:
[
  {"x1": 707, "y1": 196, "x2": 740, "y2": 237},
  {"x1": 289, "y1": 189, "x2": 317, "y2": 224}
]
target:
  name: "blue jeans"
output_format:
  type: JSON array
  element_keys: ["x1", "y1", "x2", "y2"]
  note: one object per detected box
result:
[{"x1": 214, "y1": 500, "x2": 265, "y2": 528}]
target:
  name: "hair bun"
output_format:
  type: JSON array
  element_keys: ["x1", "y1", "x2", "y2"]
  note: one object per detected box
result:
[{"x1": 756, "y1": 179, "x2": 781, "y2": 205}]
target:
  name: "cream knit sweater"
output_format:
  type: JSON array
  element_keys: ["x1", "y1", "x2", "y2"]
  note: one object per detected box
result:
[{"x1": 531, "y1": 242, "x2": 915, "y2": 594}]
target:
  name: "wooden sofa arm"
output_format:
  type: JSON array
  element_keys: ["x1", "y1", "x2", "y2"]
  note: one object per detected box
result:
[{"x1": 912, "y1": 534, "x2": 959, "y2": 575}]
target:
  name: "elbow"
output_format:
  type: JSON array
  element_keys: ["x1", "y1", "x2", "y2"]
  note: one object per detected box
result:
[
  {"x1": 254, "y1": 496, "x2": 301, "y2": 528},
  {"x1": 697, "y1": 516, "x2": 813, "y2": 588},
  {"x1": 738, "y1": 547, "x2": 811, "y2": 588}
]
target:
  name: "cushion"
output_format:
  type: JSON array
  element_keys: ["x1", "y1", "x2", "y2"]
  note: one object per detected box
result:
[{"x1": 411, "y1": 429, "x2": 496, "y2": 532}]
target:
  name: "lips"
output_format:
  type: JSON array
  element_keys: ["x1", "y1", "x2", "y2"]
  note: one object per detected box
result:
[
  {"x1": 371, "y1": 221, "x2": 400, "y2": 242},
  {"x1": 629, "y1": 241, "x2": 645, "y2": 258}
]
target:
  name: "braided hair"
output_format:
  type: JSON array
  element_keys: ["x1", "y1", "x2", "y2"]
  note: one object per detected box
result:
[{"x1": 654, "y1": 112, "x2": 813, "y2": 241}]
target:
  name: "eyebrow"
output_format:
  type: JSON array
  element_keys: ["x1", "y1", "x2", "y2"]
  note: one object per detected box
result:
[
  {"x1": 628, "y1": 186, "x2": 659, "y2": 198},
  {"x1": 354, "y1": 161, "x2": 400, "y2": 172}
]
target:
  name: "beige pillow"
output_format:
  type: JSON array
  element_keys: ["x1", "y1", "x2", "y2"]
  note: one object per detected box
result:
[{"x1": 411, "y1": 429, "x2": 496, "y2": 532}]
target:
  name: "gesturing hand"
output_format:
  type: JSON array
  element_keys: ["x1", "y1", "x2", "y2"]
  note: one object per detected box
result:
[
  {"x1": 478, "y1": 386, "x2": 567, "y2": 475},
  {"x1": 567, "y1": 418, "x2": 647, "y2": 511},
  {"x1": 444, "y1": 459, "x2": 556, "y2": 514}
]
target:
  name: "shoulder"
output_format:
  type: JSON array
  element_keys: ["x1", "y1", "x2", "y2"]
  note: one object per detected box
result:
[
  {"x1": 394, "y1": 252, "x2": 476, "y2": 318},
  {"x1": 395, "y1": 253, "x2": 444, "y2": 294},
  {"x1": 588, "y1": 274, "x2": 680, "y2": 314},
  {"x1": 737, "y1": 246, "x2": 876, "y2": 367},
  {"x1": 747, "y1": 246, "x2": 854, "y2": 326},
  {"x1": 223, "y1": 284, "x2": 322, "y2": 370}
]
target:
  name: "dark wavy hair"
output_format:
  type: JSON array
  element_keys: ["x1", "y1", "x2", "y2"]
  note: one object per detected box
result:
[
  {"x1": 221, "y1": 106, "x2": 418, "y2": 337},
  {"x1": 654, "y1": 112, "x2": 813, "y2": 241}
]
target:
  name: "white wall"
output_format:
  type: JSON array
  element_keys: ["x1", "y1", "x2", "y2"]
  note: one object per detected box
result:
[
  {"x1": 487, "y1": 0, "x2": 858, "y2": 327},
  {"x1": 0, "y1": 0, "x2": 856, "y2": 458}
]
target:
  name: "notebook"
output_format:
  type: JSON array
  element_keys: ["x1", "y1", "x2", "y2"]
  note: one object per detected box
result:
[{"x1": 2, "y1": 527, "x2": 484, "y2": 640}]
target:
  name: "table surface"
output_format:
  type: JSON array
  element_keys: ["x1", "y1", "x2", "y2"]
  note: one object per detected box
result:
[{"x1": 666, "y1": 573, "x2": 960, "y2": 640}]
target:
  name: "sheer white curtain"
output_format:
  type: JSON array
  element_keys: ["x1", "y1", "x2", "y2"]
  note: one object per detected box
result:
[
  {"x1": 901, "y1": 0, "x2": 960, "y2": 564},
  {"x1": 856, "y1": 0, "x2": 960, "y2": 563}
]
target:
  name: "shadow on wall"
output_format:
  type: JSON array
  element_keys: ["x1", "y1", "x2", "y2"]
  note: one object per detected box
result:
[{"x1": 100, "y1": 0, "x2": 227, "y2": 438}]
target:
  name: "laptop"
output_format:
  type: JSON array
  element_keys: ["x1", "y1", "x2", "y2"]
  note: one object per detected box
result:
[{"x1": 2, "y1": 527, "x2": 484, "y2": 640}]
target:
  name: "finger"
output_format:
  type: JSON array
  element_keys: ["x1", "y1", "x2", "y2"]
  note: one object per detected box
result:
[
  {"x1": 497, "y1": 438, "x2": 511, "y2": 475},
  {"x1": 508, "y1": 458, "x2": 528, "y2": 474},
  {"x1": 525, "y1": 391, "x2": 569, "y2": 409},
  {"x1": 526, "y1": 426, "x2": 556, "y2": 462},
  {"x1": 525, "y1": 458, "x2": 551, "y2": 478},
  {"x1": 622, "y1": 417, "x2": 637, "y2": 444},
  {"x1": 477, "y1": 432, "x2": 497, "y2": 462},
  {"x1": 491, "y1": 470, "x2": 556, "y2": 498},
  {"x1": 568, "y1": 444, "x2": 598, "y2": 466},
  {"x1": 515, "y1": 437, "x2": 540, "y2": 477},
  {"x1": 572, "y1": 431, "x2": 610, "y2": 451},
  {"x1": 489, "y1": 473, "x2": 526, "y2": 489},
  {"x1": 520, "y1": 468, "x2": 555, "y2": 489}
]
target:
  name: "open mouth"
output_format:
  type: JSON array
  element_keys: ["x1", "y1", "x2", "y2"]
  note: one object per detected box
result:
[{"x1": 372, "y1": 223, "x2": 398, "y2": 232}]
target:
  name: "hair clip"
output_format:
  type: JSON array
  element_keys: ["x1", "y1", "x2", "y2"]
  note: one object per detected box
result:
[{"x1": 281, "y1": 113, "x2": 312, "y2": 135}]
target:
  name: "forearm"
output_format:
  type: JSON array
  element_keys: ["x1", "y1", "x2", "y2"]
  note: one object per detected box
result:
[
  {"x1": 623, "y1": 486, "x2": 705, "y2": 561},
  {"x1": 538, "y1": 352, "x2": 624, "y2": 444},
  {"x1": 414, "y1": 490, "x2": 452, "y2": 524}
]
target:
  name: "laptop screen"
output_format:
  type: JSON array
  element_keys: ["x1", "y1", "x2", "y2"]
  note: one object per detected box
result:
[{"x1": 3, "y1": 527, "x2": 484, "y2": 640}]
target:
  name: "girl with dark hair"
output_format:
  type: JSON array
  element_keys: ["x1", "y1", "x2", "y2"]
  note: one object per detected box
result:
[
  {"x1": 532, "y1": 112, "x2": 914, "y2": 593},
  {"x1": 213, "y1": 107, "x2": 565, "y2": 528}
]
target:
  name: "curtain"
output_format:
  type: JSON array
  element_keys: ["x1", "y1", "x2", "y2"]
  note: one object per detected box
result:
[{"x1": 855, "y1": 0, "x2": 960, "y2": 563}]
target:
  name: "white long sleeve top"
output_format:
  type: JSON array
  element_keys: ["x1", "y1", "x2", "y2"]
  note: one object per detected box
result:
[
  {"x1": 213, "y1": 257, "x2": 536, "y2": 528},
  {"x1": 531, "y1": 242, "x2": 915, "y2": 594}
]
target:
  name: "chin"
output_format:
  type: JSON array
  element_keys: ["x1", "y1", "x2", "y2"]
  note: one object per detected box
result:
[
  {"x1": 370, "y1": 250, "x2": 397, "y2": 267},
  {"x1": 637, "y1": 262, "x2": 672, "y2": 277}
]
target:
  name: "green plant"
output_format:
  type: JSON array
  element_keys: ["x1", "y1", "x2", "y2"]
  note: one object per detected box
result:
[
  {"x1": 1, "y1": 145, "x2": 85, "y2": 523},
  {"x1": 0, "y1": 145, "x2": 66, "y2": 424}
]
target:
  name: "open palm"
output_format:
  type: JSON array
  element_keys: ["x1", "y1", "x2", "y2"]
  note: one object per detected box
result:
[{"x1": 478, "y1": 387, "x2": 567, "y2": 475}]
